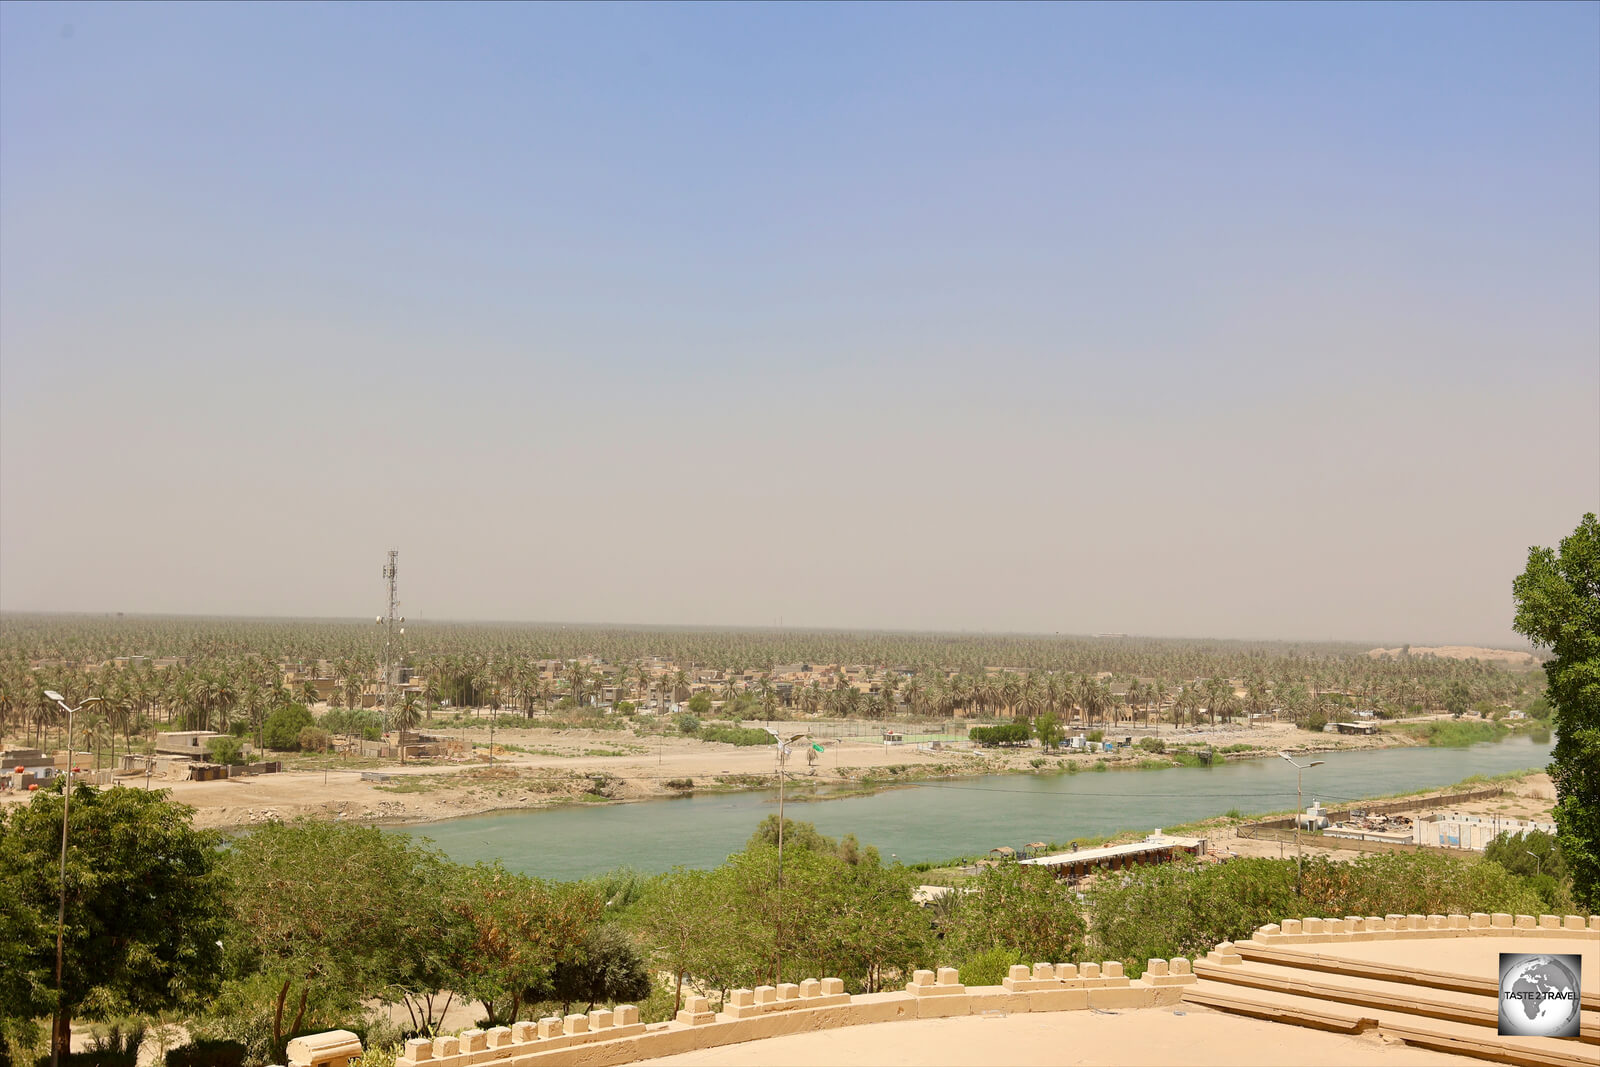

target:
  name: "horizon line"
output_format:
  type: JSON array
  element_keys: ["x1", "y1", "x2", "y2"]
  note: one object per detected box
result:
[{"x1": 0, "y1": 608, "x2": 1539, "y2": 653}]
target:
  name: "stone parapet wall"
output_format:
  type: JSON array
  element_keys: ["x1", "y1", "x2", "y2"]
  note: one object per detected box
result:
[
  {"x1": 1239, "y1": 911, "x2": 1599, "y2": 949},
  {"x1": 369, "y1": 962, "x2": 1196, "y2": 1067}
]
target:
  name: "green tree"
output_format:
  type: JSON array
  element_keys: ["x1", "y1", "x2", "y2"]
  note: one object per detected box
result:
[
  {"x1": 942, "y1": 863, "x2": 1085, "y2": 967},
  {"x1": 444, "y1": 864, "x2": 602, "y2": 1026},
  {"x1": 208, "y1": 735, "x2": 248, "y2": 765},
  {"x1": 1443, "y1": 681, "x2": 1471, "y2": 719},
  {"x1": 1484, "y1": 829, "x2": 1570, "y2": 911},
  {"x1": 545, "y1": 924, "x2": 653, "y2": 1015},
  {"x1": 219, "y1": 820, "x2": 458, "y2": 1058},
  {"x1": 0, "y1": 786, "x2": 226, "y2": 1059},
  {"x1": 262, "y1": 703, "x2": 315, "y2": 751},
  {"x1": 1090, "y1": 858, "x2": 1296, "y2": 966},
  {"x1": 1512, "y1": 513, "x2": 1600, "y2": 909},
  {"x1": 1035, "y1": 711, "x2": 1063, "y2": 749},
  {"x1": 633, "y1": 869, "x2": 720, "y2": 1013}
]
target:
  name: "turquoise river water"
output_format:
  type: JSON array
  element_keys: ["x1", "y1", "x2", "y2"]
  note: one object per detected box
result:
[{"x1": 391, "y1": 735, "x2": 1553, "y2": 880}]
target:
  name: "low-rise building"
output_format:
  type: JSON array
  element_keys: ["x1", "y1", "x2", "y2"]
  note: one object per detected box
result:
[
  {"x1": 155, "y1": 731, "x2": 226, "y2": 758},
  {"x1": 1019, "y1": 831, "x2": 1207, "y2": 881}
]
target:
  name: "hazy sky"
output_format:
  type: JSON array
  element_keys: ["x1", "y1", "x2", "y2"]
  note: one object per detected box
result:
[{"x1": 2, "y1": 2, "x2": 1596, "y2": 644}]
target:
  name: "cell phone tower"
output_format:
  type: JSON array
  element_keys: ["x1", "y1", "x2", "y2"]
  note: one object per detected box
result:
[{"x1": 377, "y1": 550, "x2": 403, "y2": 741}]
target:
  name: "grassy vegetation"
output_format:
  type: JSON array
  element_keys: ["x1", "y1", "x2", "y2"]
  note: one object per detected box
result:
[
  {"x1": 279, "y1": 752, "x2": 391, "y2": 771},
  {"x1": 1385, "y1": 719, "x2": 1509, "y2": 747},
  {"x1": 493, "y1": 742, "x2": 645, "y2": 758},
  {"x1": 697, "y1": 725, "x2": 777, "y2": 747},
  {"x1": 373, "y1": 777, "x2": 446, "y2": 794}
]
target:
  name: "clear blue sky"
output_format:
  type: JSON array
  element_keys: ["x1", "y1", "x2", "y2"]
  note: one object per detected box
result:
[{"x1": 2, "y1": 2, "x2": 1596, "y2": 643}]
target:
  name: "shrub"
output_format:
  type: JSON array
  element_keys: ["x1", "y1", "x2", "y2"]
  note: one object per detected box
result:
[
  {"x1": 164, "y1": 1040, "x2": 246, "y2": 1067},
  {"x1": 698, "y1": 726, "x2": 775, "y2": 747},
  {"x1": 206, "y1": 736, "x2": 246, "y2": 766},
  {"x1": 262, "y1": 704, "x2": 315, "y2": 751},
  {"x1": 969, "y1": 722, "x2": 1031, "y2": 746},
  {"x1": 956, "y1": 945, "x2": 1028, "y2": 987},
  {"x1": 664, "y1": 778, "x2": 694, "y2": 790},
  {"x1": 320, "y1": 708, "x2": 381, "y2": 741},
  {"x1": 1088, "y1": 851, "x2": 1546, "y2": 966},
  {"x1": 297, "y1": 726, "x2": 332, "y2": 753},
  {"x1": 943, "y1": 864, "x2": 1086, "y2": 965},
  {"x1": 676, "y1": 714, "x2": 701, "y2": 736},
  {"x1": 1136, "y1": 737, "x2": 1166, "y2": 754}
]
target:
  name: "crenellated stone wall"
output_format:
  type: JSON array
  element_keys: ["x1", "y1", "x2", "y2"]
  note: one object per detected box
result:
[
  {"x1": 287, "y1": 912, "x2": 1599, "y2": 1067},
  {"x1": 286, "y1": 961, "x2": 1200, "y2": 1067},
  {"x1": 1236, "y1": 910, "x2": 1599, "y2": 950}
]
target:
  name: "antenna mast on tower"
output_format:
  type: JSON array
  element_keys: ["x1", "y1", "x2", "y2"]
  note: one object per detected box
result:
[{"x1": 378, "y1": 550, "x2": 402, "y2": 738}]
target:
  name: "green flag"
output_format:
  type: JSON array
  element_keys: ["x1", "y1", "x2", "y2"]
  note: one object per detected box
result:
[{"x1": 812, "y1": 743, "x2": 825, "y2": 753}]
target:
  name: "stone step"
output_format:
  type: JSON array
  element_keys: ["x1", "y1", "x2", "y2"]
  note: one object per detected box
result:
[
  {"x1": 1181, "y1": 981, "x2": 1378, "y2": 1035},
  {"x1": 1195, "y1": 958, "x2": 1598, "y2": 1043},
  {"x1": 1186, "y1": 978, "x2": 1594, "y2": 1067},
  {"x1": 1235, "y1": 940, "x2": 1600, "y2": 1013}
]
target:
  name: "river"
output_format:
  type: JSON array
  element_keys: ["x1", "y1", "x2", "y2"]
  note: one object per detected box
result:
[{"x1": 392, "y1": 736, "x2": 1553, "y2": 881}]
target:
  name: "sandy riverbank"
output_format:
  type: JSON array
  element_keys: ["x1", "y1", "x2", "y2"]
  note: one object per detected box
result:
[{"x1": 0, "y1": 716, "x2": 1531, "y2": 833}]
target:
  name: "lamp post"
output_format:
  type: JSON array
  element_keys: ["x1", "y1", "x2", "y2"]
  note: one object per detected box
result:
[
  {"x1": 44, "y1": 690, "x2": 100, "y2": 1067},
  {"x1": 764, "y1": 729, "x2": 808, "y2": 985},
  {"x1": 1524, "y1": 849, "x2": 1544, "y2": 877},
  {"x1": 1278, "y1": 752, "x2": 1324, "y2": 896}
]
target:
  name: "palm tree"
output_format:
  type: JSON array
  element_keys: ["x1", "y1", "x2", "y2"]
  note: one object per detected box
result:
[
  {"x1": 755, "y1": 674, "x2": 777, "y2": 723},
  {"x1": 947, "y1": 675, "x2": 973, "y2": 719},
  {"x1": 1017, "y1": 674, "x2": 1045, "y2": 722},
  {"x1": 239, "y1": 685, "x2": 269, "y2": 751},
  {"x1": 1202, "y1": 677, "x2": 1231, "y2": 727},
  {"x1": 1082, "y1": 678, "x2": 1112, "y2": 729},
  {"x1": 1000, "y1": 676, "x2": 1022, "y2": 720},
  {"x1": 559, "y1": 660, "x2": 582, "y2": 710},
  {"x1": 902, "y1": 676, "x2": 926, "y2": 720},
  {"x1": 340, "y1": 669, "x2": 365, "y2": 717},
  {"x1": 395, "y1": 692, "x2": 422, "y2": 763}
]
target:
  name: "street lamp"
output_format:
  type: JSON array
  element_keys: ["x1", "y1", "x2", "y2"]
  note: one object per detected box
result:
[
  {"x1": 1524, "y1": 849, "x2": 1544, "y2": 877},
  {"x1": 44, "y1": 690, "x2": 100, "y2": 1067},
  {"x1": 1278, "y1": 752, "x2": 1324, "y2": 895},
  {"x1": 764, "y1": 729, "x2": 809, "y2": 985}
]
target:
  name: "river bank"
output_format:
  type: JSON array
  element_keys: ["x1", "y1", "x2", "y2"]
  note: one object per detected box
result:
[
  {"x1": 27, "y1": 715, "x2": 1538, "y2": 833},
  {"x1": 386, "y1": 735, "x2": 1556, "y2": 880}
]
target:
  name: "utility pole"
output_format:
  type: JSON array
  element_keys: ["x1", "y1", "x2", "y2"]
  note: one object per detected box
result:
[
  {"x1": 1278, "y1": 752, "x2": 1324, "y2": 896},
  {"x1": 764, "y1": 729, "x2": 808, "y2": 986},
  {"x1": 44, "y1": 691, "x2": 99, "y2": 1067}
]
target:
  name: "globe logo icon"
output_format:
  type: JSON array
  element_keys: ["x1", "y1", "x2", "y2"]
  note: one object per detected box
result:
[{"x1": 1498, "y1": 953, "x2": 1581, "y2": 1038}]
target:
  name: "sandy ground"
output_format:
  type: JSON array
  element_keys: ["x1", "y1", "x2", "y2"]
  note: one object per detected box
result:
[
  {"x1": 632, "y1": 1003, "x2": 1482, "y2": 1066},
  {"x1": 0, "y1": 716, "x2": 1526, "y2": 833}
]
